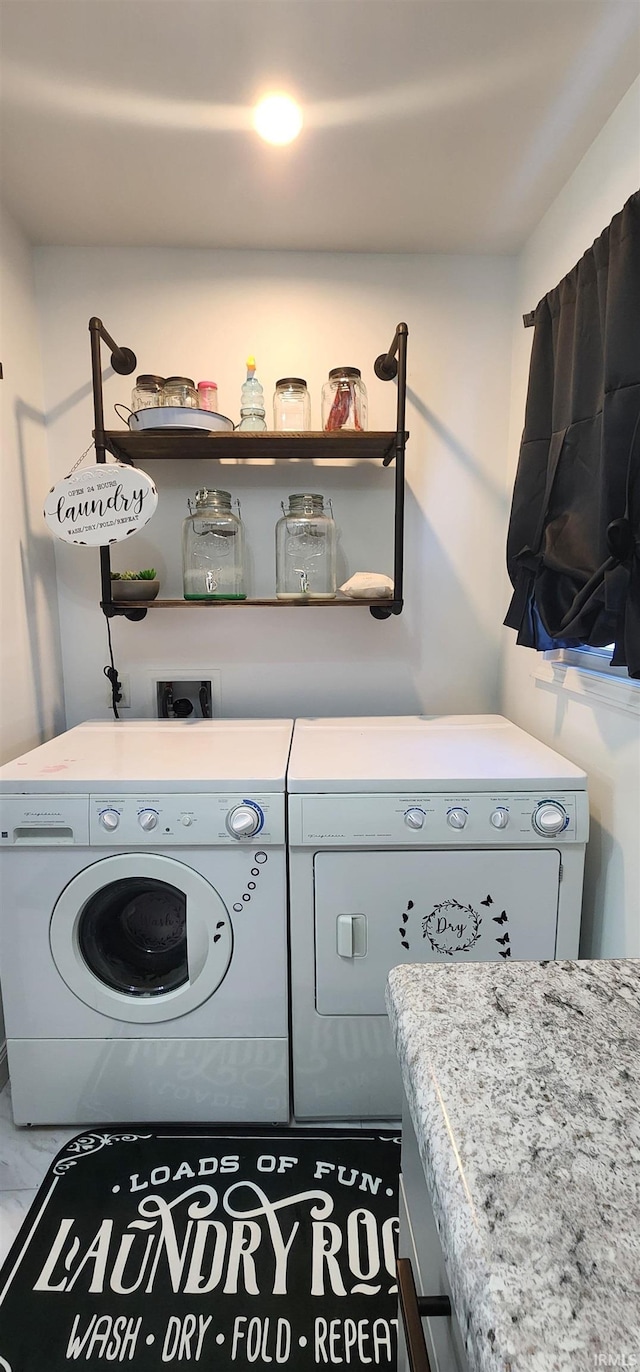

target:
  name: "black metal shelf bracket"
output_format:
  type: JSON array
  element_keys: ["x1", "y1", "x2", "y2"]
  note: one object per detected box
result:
[
  {"x1": 100, "y1": 602, "x2": 148, "y2": 622},
  {"x1": 374, "y1": 322, "x2": 408, "y2": 381},
  {"x1": 89, "y1": 318, "x2": 143, "y2": 620},
  {"x1": 371, "y1": 322, "x2": 407, "y2": 618}
]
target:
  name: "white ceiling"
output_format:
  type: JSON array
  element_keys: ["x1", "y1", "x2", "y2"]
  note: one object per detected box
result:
[{"x1": 1, "y1": 0, "x2": 638, "y2": 253}]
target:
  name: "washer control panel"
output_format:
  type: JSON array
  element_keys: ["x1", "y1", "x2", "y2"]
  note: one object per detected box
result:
[
  {"x1": 292, "y1": 790, "x2": 589, "y2": 846},
  {"x1": 90, "y1": 793, "x2": 281, "y2": 845}
]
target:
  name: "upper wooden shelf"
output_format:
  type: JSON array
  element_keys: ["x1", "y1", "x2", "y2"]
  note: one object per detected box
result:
[{"x1": 102, "y1": 429, "x2": 406, "y2": 466}]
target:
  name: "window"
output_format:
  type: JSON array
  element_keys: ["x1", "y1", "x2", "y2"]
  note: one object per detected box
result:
[{"x1": 534, "y1": 646, "x2": 640, "y2": 714}]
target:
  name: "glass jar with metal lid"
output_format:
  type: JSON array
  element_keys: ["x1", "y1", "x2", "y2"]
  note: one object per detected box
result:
[
  {"x1": 131, "y1": 374, "x2": 165, "y2": 412},
  {"x1": 182, "y1": 489, "x2": 246, "y2": 600},
  {"x1": 273, "y1": 377, "x2": 311, "y2": 431},
  {"x1": 162, "y1": 376, "x2": 199, "y2": 409},
  {"x1": 322, "y1": 367, "x2": 368, "y2": 431},
  {"x1": 275, "y1": 493, "x2": 336, "y2": 600}
]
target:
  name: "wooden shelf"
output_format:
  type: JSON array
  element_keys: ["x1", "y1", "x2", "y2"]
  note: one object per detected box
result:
[
  {"x1": 102, "y1": 429, "x2": 404, "y2": 466},
  {"x1": 107, "y1": 594, "x2": 397, "y2": 610}
]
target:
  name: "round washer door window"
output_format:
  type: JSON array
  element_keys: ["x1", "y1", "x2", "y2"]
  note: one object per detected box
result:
[
  {"x1": 78, "y1": 876, "x2": 188, "y2": 997},
  {"x1": 50, "y1": 854, "x2": 233, "y2": 1024}
]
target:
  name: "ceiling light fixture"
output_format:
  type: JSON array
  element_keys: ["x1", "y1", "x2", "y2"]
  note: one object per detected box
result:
[{"x1": 253, "y1": 93, "x2": 303, "y2": 145}]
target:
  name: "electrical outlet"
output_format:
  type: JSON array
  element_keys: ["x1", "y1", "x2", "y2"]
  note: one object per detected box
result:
[{"x1": 105, "y1": 674, "x2": 130, "y2": 709}]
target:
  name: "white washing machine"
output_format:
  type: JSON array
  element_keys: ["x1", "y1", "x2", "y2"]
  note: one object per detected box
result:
[
  {"x1": 287, "y1": 715, "x2": 589, "y2": 1120},
  {"x1": 0, "y1": 719, "x2": 293, "y2": 1126}
]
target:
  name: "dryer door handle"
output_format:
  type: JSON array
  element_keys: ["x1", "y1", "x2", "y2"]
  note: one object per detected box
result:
[{"x1": 336, "y1": 914, "x2": 367, "y2": 958}]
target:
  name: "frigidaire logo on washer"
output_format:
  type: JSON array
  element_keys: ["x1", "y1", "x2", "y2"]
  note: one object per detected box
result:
[{"x1": 25, "y1": 811, "x2": 64, "y2": 818}]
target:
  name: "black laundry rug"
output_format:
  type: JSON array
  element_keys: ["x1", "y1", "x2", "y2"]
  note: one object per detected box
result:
[{"x1": 0, "y1": 1128, "x2": 400, "y2": 1370}]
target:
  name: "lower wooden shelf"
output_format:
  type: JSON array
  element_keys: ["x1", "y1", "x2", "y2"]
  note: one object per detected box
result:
[{"x1": 108, "y1": 594, "x2": 396, "y2": 609}]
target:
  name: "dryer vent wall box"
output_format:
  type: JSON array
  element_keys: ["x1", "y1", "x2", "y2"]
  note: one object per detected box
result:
[
  {"x1": 286, "y1": 715, "x2": 588, "y2": 1122},
  {"x1": 0, "y1": 719, "x2": 293, "y2": 1126},
  {"x1": 149, "y1": 668, "x2": 222, "y2": 720}
]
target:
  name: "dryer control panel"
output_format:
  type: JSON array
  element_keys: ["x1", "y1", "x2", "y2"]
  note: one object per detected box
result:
[{"x1": 289, "y1": 790, "x2": 589, "y2": 846}]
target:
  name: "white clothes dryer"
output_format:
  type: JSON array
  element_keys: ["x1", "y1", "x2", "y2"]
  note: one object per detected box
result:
[
  {"x1": 287, "y1": 715, "x2": 589, "y2": 1121},
  {"x1": 0, "y1": 720, "x2": 293, "y2": 1126}
]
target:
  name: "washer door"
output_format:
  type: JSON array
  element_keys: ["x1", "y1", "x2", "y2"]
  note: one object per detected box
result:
[{"x1": 50, "y1": 854, "x2": 233, "y2": 1023}]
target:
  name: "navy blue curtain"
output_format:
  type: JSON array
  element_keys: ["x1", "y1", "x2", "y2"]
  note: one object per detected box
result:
[{"x1": 504, "y1": 190, "x2": 640, "y2": 676}]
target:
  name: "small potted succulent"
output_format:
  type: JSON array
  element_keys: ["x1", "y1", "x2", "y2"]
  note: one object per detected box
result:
[{"x1": 111, "y1": 568, "x2": 160, "y2": 602}]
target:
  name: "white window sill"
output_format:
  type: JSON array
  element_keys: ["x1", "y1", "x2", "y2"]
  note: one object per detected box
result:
[{"x1": 533, "y1": 651, "x2": 640, "y2": 716}]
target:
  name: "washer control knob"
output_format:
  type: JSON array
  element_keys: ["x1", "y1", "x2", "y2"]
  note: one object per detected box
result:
[
  {"x1": 99, "y1": 808, "x2": 120, "y2": 831},
  {"x1": 404, "y1": 808, "x2": 426, "y2": 830},
  {"x1": 490, "y1": 808, "x2": 509, "y2": 830},
  {"x1": 447, "y1": 807, "x2": 468, "y2": 830},
  {"x1": 227, "y1": 805, "x2": 261, "y2": 839},
  {"x1": 138, "y1": 809, "x2": 159, "y2": 831},
  {"x1": 181, "y1": 815, "x2": 193, "y2": 827},
  {"x1": 533, "y1": 801, "x2": 567, "y2": 836}
]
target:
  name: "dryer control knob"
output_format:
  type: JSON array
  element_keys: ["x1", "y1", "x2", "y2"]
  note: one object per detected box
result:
[
  {"x1": 447, "y1": 807, "x2": 468, "y2": 830},
  {"x1": 99, "y1": 808, "x2": 120, "y2": 831},
  {"x1": 404, "y1": 808, "x2": 426, "y2": 830},
  {"x1": 138, "y1": 809, "x2": 159, "y2": 831},
  {"x1": 227, "y1": 804, "x2": 261, "y2": 839},
  {"x1": 532, "y1": 801, "x2": 567, "y2": 836},
  {"x1": 490, "y1": 808, "x2": 509, "y2": 829}
]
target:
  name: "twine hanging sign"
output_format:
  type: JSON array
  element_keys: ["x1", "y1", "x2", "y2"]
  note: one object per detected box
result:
[{"x1": 44, "y1": 463, "x2": 158, "y2": 546}]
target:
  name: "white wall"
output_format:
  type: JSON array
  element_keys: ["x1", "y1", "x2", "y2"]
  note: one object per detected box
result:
[
  {"x1": 0, "y1": 204, "x2": 65, "y2": 762},
  {"x1": 34, "y1": 248, "x2": 515, "y2": 724},
  {"x1": 0, "y1": 203, "x2": 66, "y2": 1074},
  {"x1": 501, "y1": 77, "x2": 640, "y2": 958}
]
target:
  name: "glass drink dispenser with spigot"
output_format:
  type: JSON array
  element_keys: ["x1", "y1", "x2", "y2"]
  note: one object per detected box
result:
[
  {"x1": 182, "y1": 489, "x2": 246, "y2": 600},
  {"x1": 275, "y1": 493, "x2": 336, "y2": 600}
]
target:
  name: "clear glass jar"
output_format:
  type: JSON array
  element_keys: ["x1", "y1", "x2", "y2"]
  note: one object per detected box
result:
[
  {"x1": 182, "y1": 489, "x2": 246, "y2": 600},
  {"x1": 276, "y1": 493, "x2": 336, "y2": 600},
  {"x1": 273, "y1": 377, "x2": 311, "y2": 432},
  {"x1": 322, "y1": 367, "x2": 368, "y2": 431},
  {"x1": 162, "y1": 376, "x2": 198, "y2": 408},
  {"x1": 197, "y1": 381, "x2": 219, "y2": 412},
  {"x1": 131, "y1": 374, "x2": 165, "y2": 412}
]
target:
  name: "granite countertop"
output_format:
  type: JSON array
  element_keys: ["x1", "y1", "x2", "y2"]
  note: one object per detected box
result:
[{"x1": 386, "y1": 959, "x2": 640, "y2": 1372}]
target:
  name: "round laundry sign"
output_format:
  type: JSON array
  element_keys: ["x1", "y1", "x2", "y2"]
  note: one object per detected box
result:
[{"x1": 43, "y1": 463, "x2": 158, "y2": 546}]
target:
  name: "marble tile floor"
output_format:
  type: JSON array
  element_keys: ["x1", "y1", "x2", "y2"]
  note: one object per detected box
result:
[
  {"x1": 0, "y1": 1082, "x2": 399, "y2": 1267},
  {"x1": 0, "y1": 1083, "x2": 77, "y2": 1266}
]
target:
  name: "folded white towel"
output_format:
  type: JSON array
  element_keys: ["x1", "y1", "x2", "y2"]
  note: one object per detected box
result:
[{"x1": 340, "y1": 572, "x2": 394, "y2": 599}]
